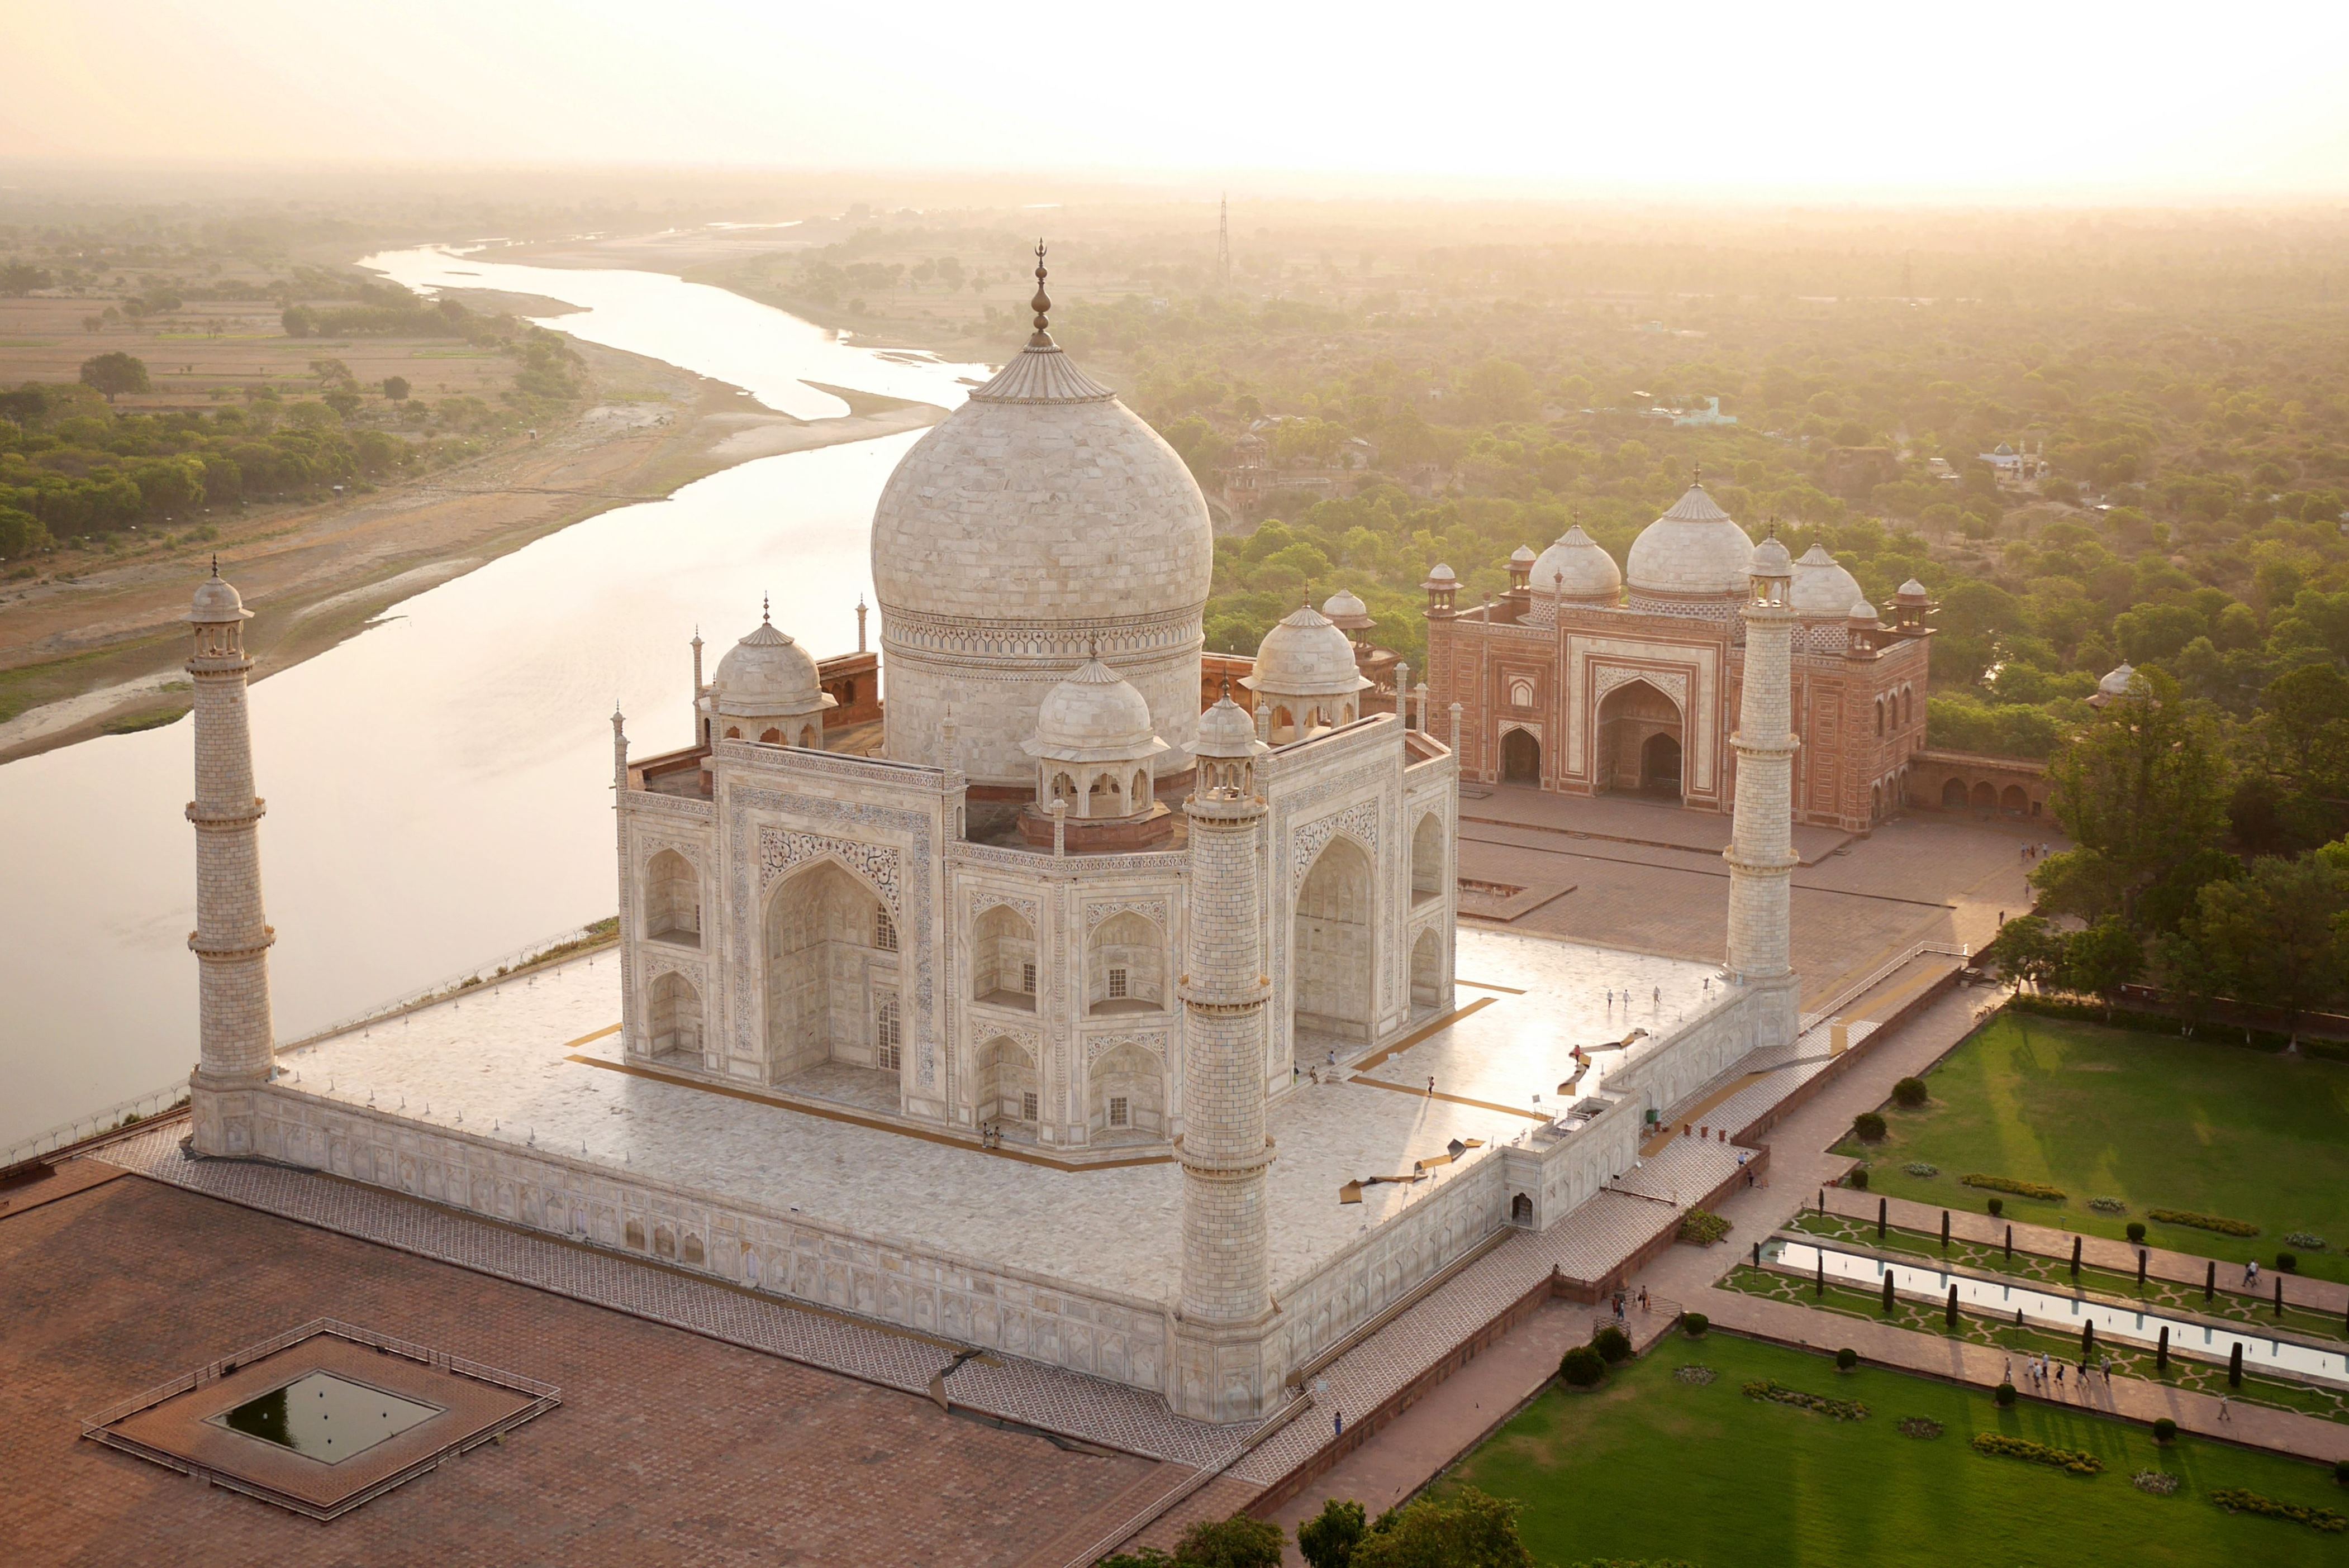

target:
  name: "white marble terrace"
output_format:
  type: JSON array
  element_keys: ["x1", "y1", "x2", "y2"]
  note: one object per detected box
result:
[{"x1": 279, "y1": 927, "x2": 1718, "y2": 1305}]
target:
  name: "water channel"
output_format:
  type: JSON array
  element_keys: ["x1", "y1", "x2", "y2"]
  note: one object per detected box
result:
[
  {"x1": 0, "y1": 246, "x2": 993, "y2": 1148},
  {"x1": 1763, "y1": 1237, "x2": 2349, "y2": 1386}
]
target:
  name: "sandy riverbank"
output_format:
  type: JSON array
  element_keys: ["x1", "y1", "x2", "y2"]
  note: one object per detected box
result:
[{"x1": 0, "y1": 335, "x2": 943, "y2": 765}]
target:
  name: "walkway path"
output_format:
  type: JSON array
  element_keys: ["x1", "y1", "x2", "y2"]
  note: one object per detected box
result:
[
  {"x1": 1696, "y1": 1282, "x2": 2349, "y2": 1465},
  {"x1": 1820, "y1": 1186, "x2": 2349, "y2": 1322}
]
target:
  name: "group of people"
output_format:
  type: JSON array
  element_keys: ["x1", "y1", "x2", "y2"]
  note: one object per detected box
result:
[
  {"x1": 2018, "y1": 840, "x2": 2053, "y2": 863},
  {"x1": 2014, "y1": 1350, "x2": 2114, "y2": 1397}
]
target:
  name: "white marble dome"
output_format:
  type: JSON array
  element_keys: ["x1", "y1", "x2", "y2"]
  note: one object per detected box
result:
[
  {"x1": 870, "y1": 308, "x2": 1213, "y2": 783},
  {"x1": 1024, "y1": 657, "x2": 1167, "y2": 763},
  {"x1": 2098, "y1": 661, "x2": 2139, "y2": 697},
  {"x1": 1896, "y1": 577, "x2": 1930, "y2": 603},
  {"x1": 1244, "y1": 603, "x2": 1371, "y2": 699},
  {"x1": 1627, "y1": 483, "x2": 1755, "y2": 601},
  {"x1": 1789, "y1": 544, "x2": 1863, "y2": 614},
  {"x1": 1193, "y1": 690, "x2": 1267, "y2": 759},
  {"x1": 713, "y1": 614, "x2": 825, "y2": 718},
  {"x1": 1751, "y1": 536, "x2": 1795, "y2": 578},
  {"x1": 1531, "y1": 525, "x2": 1623, "y2": 600},
  {"x1": 1320, "y1": 588, "x2": 1371, "y2": 628},
  {"x1": 188, "y1": 571, "x2": 249, "y2": 623},
  {"x1": 1847, "y1": 598, "x2": 1880, "y2": 624}
]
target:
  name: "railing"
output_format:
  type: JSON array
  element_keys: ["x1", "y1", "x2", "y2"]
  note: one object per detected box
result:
[
  {"x1": 1, "y1": 1081, "x2": 191, "y2": 1171},
  {"x1": 276, "y1": 916, "x2": 620, "y2": 1051},
  {"x1": 1800, "y1": 941, "x2": 1969, "y2": 1035}
]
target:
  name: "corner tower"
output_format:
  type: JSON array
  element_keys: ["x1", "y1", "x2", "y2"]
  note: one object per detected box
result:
[
  {"x1": 1172, "y1": 690, "x2": 1283, "y2": 1421},
  {"x1": 1725, "y1": 536, "x2": 1799, "y2": 998},
  {"x1": 185, "y1": 564, "x2": 275, "y2": 1156}
]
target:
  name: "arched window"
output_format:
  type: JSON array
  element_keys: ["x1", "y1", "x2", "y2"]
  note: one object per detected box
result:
[
  {"x1": 1411, "y1": 812, "x2": 1444, "y2": 905},
  {"x1": 644, "y1": 850, "x2": 699, "y2": 944},
  {"x1": 1131, "y1": 768, "x2": 1149, "y2": 809},
  {"x1": 1874, "y1": 699, "x2": 1884, "y2": 737},
  {"x1": 874, "y1": 997, "x2": 901, "y2": 1071},
  {"x1": 759, "y1": 727, "x2": 782, "y2": 744},
  {"x1": 972, "y1": 905, "x2": 1039, "y2": 1009},
  {"x1": 874, "y1": 908, "x2": 897, "y2": 952},
  {"x1": 1087, "y1": 911, "x2": 1166, "y2": 1013},
  {"x1": 724, "y1": 726, "x2": 741, "y2": 740}
]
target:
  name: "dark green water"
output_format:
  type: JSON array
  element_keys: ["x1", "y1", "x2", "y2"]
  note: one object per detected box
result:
[{"x1": 212, "y1": 1371, "x2": 439, "y2": 1462}]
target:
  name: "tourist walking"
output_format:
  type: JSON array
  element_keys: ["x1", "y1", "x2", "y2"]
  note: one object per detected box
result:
[
  {"x1": 2218, "y1": 1395, "x2": 2231, "y2": 1422},
  {"x1": 1334, "y1": 1409, "x2": 1344, "y2": 1437},
  {"x1": 1426, "y1": 1075, "x2": 1436, "y2": 1097}
]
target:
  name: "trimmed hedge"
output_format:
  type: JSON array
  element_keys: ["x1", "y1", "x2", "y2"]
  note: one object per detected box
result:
[
  {"x1": 2147, "y1": 1208, "x2": 2261, "y2": 1237},
  {"x1": 2209, "y1": 1488, "x2": 2347, "y2": 1532},
  {"x1": 1681, "y1": 1312, "x2": 1709, "y2": 1337},
  {"x1": 1592, "y1": 1324, "x2": 1632, "y2": 1364},
  {"x1": 1743, "y1": 1380, "x2": 1868, "y2": 1421},
  {"x1": 1962, "y1": 1174, "x2": 2067, "y2": 1202},
  {"x1": 1677, "y1": 1208, "x2": 1732, "y2": 1246},
  {"x1": 1559, "y1": 1345, "x2": 1606, "y2": 1388},
  {"x1": 1970, "y1": 1433, "x2": 2103, "y2": 1475}
]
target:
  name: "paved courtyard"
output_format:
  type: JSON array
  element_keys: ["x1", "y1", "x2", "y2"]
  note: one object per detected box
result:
[
  {"x1": 279, "y1": 930, "x2": 1717, "y2": 1307},
  {"x1": 1457, "y1": 787, "x2": 2050, "y2": 1003}
]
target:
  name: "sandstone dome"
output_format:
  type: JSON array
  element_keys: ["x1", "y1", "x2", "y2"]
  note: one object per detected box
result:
[
  {"x1": 869, "y1": 283, "x2": 1213, "y2": 784},
  {"x1": 1024, "y1": 657, "x2": 1167, "y2": 764},
  {"x1": 1896, "y1": 577, "x2": 1930, "y2": 604},
  {"x1": 1789, "y1": 544, "x2": 1863, "y2": 614},
  {"x1": 1530, "y1": 525, "x2": 1622, "y2": 600},
  {"x1": 1847, "y1": 598, "x2": 1880, "y2": 624},
  {"x1": 1244, "y1": 604, "x2": 1371, "y2": 699},
  {"x1": 1626, "y1": 483, "x2": 1755, "y2": 602},
  {"x1": 712, "y1": 613, "x2": 826, "y2": 718}
]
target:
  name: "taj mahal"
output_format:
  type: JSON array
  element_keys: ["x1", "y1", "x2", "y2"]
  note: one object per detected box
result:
[{"x1": 175, "y1": 260, "x2": 1806, "y2": 1426}]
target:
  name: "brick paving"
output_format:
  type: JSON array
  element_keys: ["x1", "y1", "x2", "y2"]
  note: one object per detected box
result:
[{"x1": 0, "y1": 1176, "x2": 1159, "y2": 1567}]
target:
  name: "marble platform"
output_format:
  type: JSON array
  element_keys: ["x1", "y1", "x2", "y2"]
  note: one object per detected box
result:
[{"x1": 277, "y1": 931, "x2": 1717, "y2": 1307}]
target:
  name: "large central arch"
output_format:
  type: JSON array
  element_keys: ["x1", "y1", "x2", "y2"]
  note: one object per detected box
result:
[
  {"x1": 763, "y1": 859, "x2": 900, "y2": 1084},
  {"x1": 1597, "y1": 678, "x2": 1684, "y2": 801},
  {"x1": 1294, "y1": 835, "x2": 1375, "y2": 1046},
  {"x1": 1501, "y1": 727, "x2": 1541, "y2": 785}
]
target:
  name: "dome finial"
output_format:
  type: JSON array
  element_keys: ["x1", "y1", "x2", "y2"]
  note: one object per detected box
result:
[
  {"x1": 762, "y1": 592, "x2": 771, "y2": 625},
  {"x1": 1029, "y1": 239, "x2": 1053, "y2": 347},
  {"x1": 1690, "y1": 461, "x2": 1703, "y2": 488},
  {"x1": 210, "y1": 553, "x2": 219, "y2": 578}
]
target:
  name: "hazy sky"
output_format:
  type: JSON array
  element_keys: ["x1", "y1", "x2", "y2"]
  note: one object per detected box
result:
[{"x1": 8, "y1": 1, "x2": 2349, "y2": 199}]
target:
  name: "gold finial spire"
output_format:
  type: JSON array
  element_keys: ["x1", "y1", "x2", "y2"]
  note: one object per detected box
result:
[
  {"x1": 1690, "y1": 461, "x2": 1703, "y2": 487},
  {"x1": 1029, "y1": 239, "x2": 1053, "y2": 347},
  {"x1": 762, "y1": 592, "x2": 771, "y2": 623},
  {"x1": 210, "y1": 553, "x2": 220, "y2": 578}
]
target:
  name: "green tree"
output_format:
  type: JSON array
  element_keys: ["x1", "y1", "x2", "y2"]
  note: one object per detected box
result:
[
  {"x1": 2171, "y1": 854, "x2": 2349, "y2": 1037},
  {"x1": 2058, "y1": 917, "x2": 2142, "y2": 1016},
  {"x1": 1299, "y1": 1498, "x2": 1367, "y2": 1568},
  {"x1": 1984, "y1": 914, "x2": 2065, "y2": 990},
  {"x1": 0, "y1": 504, "x2": 51, "y2": 559},
  {"x1": 382, "y1": 375, "x2": 411, "y2": 402},
  {"x1": 1460, "y1": 359, "x2": 1536, "y2": 424},
  {"x1": 0, "y1": 260, "x2": 53, "y2": 296},
  {"x1": 1351, "y1": 1488, "x2": 1533, "y2": 1568},
  {"x1": 78, "y1": 351, "x2": 150, "y2": 403},
  {"x1": 1167, "y1": 1513, "x2": 1285, "y2": 1568},
  {"x1": 2042, "y1": 668, "x2": 2228, "y2": 925}
]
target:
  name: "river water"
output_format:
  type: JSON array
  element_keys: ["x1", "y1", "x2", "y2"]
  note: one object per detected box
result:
[{"x1": 0, "y1": 246, "x2": 992, "y2": 1148}]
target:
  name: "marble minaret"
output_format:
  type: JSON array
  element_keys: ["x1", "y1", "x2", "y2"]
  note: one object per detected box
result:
[
  {"x1": 186, "y1": 566, "x2": 275, "y2": 1156},
  {"x1": 1172, "y1": 691, "x2": 1283, "y2": 1422},
  {"x1": 1725, "y1": 536, "x2": 1799, "y2": 994}
]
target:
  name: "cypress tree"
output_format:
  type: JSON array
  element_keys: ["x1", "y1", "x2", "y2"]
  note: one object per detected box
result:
[
  {"x1": 2156, "y1": 1324, "x2": 2169, "y2": 1372},
  {"x1": 2081, "y1": 1320, "x2": 2095, "y2": 1358},
  {"x1": 2229, "y1": 1341, "x2": 2243, "y2": 1388},
  {"x1": 1882, "y1": 1270, "x2": 1896, "y2": 1314},
  {"x1": 1946, "y1": 1283, "x2": 1958, "y2": 1328},
  {"x1": 1877, "y1": 1196, "x2": 1887, "y2": 1239}
]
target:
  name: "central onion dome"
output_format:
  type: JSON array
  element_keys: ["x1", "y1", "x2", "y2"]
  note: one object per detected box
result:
[
  {"x1": 1626, "y1": 480, "x2": 1756, "y2": 610},
  {"x1": 870, "y1": 247, "x2": 1212, "y2": 784},
  {"x1": 1530, "y1": 525, "x2": 1622, "y2": 603},
  {"x1": 1789, "y1": 543, "x2": 1863, "y2": 614}
]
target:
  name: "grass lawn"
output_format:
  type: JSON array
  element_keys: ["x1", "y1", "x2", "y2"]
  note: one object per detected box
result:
[
  {"x1": 1449, "y1": 1333, "x2": 2347, "y2": 1567},
  {"x1": 1837, "y1": 1011, "x2": 2349, "y2": 1285}
]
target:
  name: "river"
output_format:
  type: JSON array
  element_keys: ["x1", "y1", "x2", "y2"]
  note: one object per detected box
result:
[{"x1": 0, "y1": 246, "x2": 993, "y2": 1149}]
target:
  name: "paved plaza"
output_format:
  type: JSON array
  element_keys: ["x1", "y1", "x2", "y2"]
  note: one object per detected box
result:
[{"x1": 279, "y1": 928, "x2": 1719, "y2": 1305}]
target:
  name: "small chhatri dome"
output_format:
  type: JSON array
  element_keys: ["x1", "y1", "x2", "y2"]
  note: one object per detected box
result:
[
  {"x1": 1627, "y1": 480, "x2": 1756, "y2": 598},
  {"x1": 1509, "y1": 545, "x2": 1537, "y2": 565},
  {"x1": 1749, "y1": 535, "x2": 1795, "y2": 577},
  {"x1": 712, "y1": 606, "x2": 825, "y2": 716},
  {"x1": 1025, "y1": 657, "x2": 1168, "y2": 762},
  {"x1": 2097, "y1": 661, "x2": 2139, "y2": 697},
  {"x1": 1421, "y1": 563, "x2": 1458, "y2": 587},
  {"x1": 1193, "y1": 689, "x2": 1267, "y2": 759},
  {"x1": 1846, "y1": 598, "x2": 1880, "y2": 624},
  {"x1": 1531, "y1": 525, "x2": 1622, "y2": 600},
  {"x1": 1789, "y1": 542, "x2": 1862, "y2": 613},
  {"x1": 188, "y1": 562, "x2": 250, "y2": 624},
  {"x1": 1320, "y1": 587, "x2": 1373, "y2": 631},
  {"x1": 1244, "y1": 603, "x2": 1371, "y2": 698},
  {"x1": 1895, "y1": 576, "x2": 1930, "y2": 603}
]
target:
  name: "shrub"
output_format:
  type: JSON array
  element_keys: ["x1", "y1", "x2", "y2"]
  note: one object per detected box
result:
[
  {"x1": 1169, "y1": 1514, "x2": 1286, "y2": 1567},
  {"x1": 2133, "y1": 1470, "x2": 2181, "y2": 1496},
  {"x1": 1986, "y1": 1197, "x2": 2003, "y2": 1218},
  {"x1": 2277, "y1": 1251, "x2": 2298, "y2": 1272},
  {"x1": 2088, "y1": 1196, "x2": 2127, "y2": 1214},
  {"x1": 2126, "y1": 1222, "x2": 2147, "y2": 1244},
  {"x1": 1994, "y1": 1380, "x2": 2017, "y2": 1407},
  {"x1": 1297, "y1": 1498, "x2": 1366, "y2": 1568},
  {"x1": 2285, "y1": 1232, "x2": 2328, "y2": 1251},
  {"x1": 1672, "y1": 1365, "x2": 1716, "y2": 1385},
  {"x1": 1852, "y1": 1111, "x2": 1887, "y2": 1142},
  {"x1": 1677, "y1": 1208, "x2": 1731, "y2": 1246},
  {"x1": 2336, "y1": 1458, "x2": 2348, "y2": 1487},
  {"x1": 2209, "y1": 1488, "x2": 2347, "y2": 1533},
  {"x1": 1891, "y1": 1076, "x2": 1929, "y2": 1108},
  {"x1": 1592, "y1": 1324, "x2": 1632, "y2": 1364},
  {"x1": 1836, "y1": 1347, "x2": 1858, "y2": 1371},
  {"x1": 2147, "y1": 1208, "x2": 2260, "y2": 1237},
  {"x1": 1680, "y1": 1312, "x2": 1708, "y2": 1337},
  {"x1": 1899, "y1": 1417, "x2": 1944, "y2": 1439},
  {"x1": 1742, "y1": 1380, "x2": 1869, "y2": 1420},
  {"x1": 1847, "y1": 1166, "x2": 1870, "y2": 1191},
  {"x1": 1971, "y1": 1433, "x2": 2103, "y2": 1475},
  {"x1": 1559, "y1": 1346, "x2": 1606, "y2": 1388},
  {"x1": 1962, "y1": 1174, "x2": 2066, "y2": 1202},
  {"x1": 2152, "y1": 1417, "x2": 2177, "y2": 1444},
  {"x1": 1903, "y1": 1162, "x2": 1939, "y2": 1178}
]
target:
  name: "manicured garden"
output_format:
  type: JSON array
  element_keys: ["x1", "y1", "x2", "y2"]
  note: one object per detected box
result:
[
  {"x1": 1448, "y1": 1332, "x2": 2347, "y2": 1567},
  {"x1": 1836, "y1": 1010, "x2": 2349, "y2": 1284}
]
